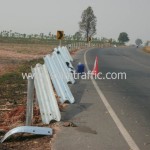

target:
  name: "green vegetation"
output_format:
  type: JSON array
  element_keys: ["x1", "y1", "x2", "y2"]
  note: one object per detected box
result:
[
  {"x1": 79, "y1": 6, "x2": 97, "y2": 42},
  {"x1": 0, "y1": 30, "x2": 91, "y2": 45},
  {"x1": 0, "y1": 30, "x2": 124, "y2": 46},
  {"x1": 118, "y1": 32, "x2": 129, "y2": 44},
  {"x1": 135, "y1": 39, "x2": 142, "y2": 46},
  {"x1": 73, "y1": 32, "x2": 82, "y2": 41},
  {"x1": 0, "y1": 58, "x2": 44, "y2": 105}
]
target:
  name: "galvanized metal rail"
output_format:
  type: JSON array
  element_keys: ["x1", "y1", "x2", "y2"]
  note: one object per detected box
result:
[
  {"x1": 0, "y1": 46, "x2": 75, "y2": 143},
  {"x1": 32, "y1": 64, "x2": 61, "y2": 124},
  {"x1": 1, "y1": 126, "x2": 52, "y2": 143}
]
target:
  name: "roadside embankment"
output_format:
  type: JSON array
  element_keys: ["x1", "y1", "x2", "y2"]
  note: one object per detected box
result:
[{"x1": 143, "y1": 46, "x2": 150, "y2": 53}]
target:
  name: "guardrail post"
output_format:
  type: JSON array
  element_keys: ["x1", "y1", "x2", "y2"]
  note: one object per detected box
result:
[{"x1": 26, "y1": 76, "x2": 34, "y2": 126}]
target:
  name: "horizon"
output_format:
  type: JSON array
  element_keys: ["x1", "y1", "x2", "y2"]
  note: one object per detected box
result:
[{"x1": 0, "y1": 0, "x2": 150, "y2": 44}]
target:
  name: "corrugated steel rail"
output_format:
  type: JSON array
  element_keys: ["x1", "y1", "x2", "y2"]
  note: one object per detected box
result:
[
  {"x1": 53, "y1": 51, "x2": 75, "y2": 84},
  {"x1": 32, "y1": 64, "x2": 61, "y2": 124},
  {"x1": 55, "y1": 47, "x2": 74, "y2": 72},
  {"x1": 44, "y1": 54, "x2": 75, "y2": 104},
  {"x1": 1, "y1": 126, "x2": 52, "y2": 143},
  {"x1": 62, "y1": 46, "x2": 73, "y2": 62}
]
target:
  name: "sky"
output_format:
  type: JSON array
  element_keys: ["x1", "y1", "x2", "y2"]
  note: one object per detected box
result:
[{"x1": 0, "y1": 0, "x2": 150, "y2": 44}]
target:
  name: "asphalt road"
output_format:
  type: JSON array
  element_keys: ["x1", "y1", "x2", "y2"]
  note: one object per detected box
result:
[
  {"x1": 54, "y1": 47, "x2": 150, "y2": 150},
  {"x1": 86, "y1": 47, "x2": 150, "y2": 150}
]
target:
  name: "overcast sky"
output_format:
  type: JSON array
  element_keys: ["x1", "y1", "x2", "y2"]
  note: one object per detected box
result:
[{"x1": 0, "y1": 0, "x2": 150, "y2": 44}]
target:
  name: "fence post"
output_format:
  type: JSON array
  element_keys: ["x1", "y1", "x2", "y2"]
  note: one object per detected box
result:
[{"x1": 26, "y1": 77, "x2": 34, "y2": 126}]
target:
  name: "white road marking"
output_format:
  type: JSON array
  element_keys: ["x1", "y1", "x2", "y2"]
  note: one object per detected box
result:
[{"x1": 84, "y1": 49, "x2": 140, "y2": 150}]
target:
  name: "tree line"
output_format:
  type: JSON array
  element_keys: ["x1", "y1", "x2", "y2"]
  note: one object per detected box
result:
[
  {"x1": 1, "y1": 6, "x2": 144, "y2": 46},
  {"x1": 0, "y1": 30, "x2": 121, "y2": 45}
]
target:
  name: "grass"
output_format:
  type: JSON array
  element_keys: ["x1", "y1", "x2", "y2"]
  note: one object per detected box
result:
[
  {"x1": 143, "y1": 46, "x2": 150, "y2": 53},
  {"x1": 0, "y1": 43, "x2": 54, "y2": 55},
  {"x1": 0, "y1": 58, "x2": 44, "y2": 105}
]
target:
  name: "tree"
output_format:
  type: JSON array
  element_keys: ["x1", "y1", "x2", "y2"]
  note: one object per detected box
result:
[
  {"x1": 40, "y1": 33, "x2": 44, "y2": 39},
  {"x1": 74, "y1": 32, "x2": 82, "y2": 41},
  {"x1": 109, "y1": 38, "x2": 113, "y2": 44},
  {"x1": 118, "y1": 32, "x2": 129, "y2": 44},
  {"x1": 145, "y1": 41, "x2": 150, "y2": 46},
  {"x1": 79, "y1": 6, "x2": 97, "y2": 42},
  {"x1": 23, "y1": 34, "x2": 26, "y2": 38},
  {"x1": 101, "y1": 37, "x2": 108, "y2": 43},
  {"x1": 135, "y1": 39, "x2": 142, "y2": 46}
]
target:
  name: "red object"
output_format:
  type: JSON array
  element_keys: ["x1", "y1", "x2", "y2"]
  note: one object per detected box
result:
[{"x1": 92, "y1": 56, "x2": 99, "y2": 75}]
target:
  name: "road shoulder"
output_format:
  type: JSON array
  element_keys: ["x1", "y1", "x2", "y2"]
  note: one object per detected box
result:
[{"x1": 53, "y1": 49, "x2": 129, "y2": 150}]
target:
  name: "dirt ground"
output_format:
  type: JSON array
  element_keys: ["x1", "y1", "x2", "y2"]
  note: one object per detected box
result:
[
  {"x1": 0, "y1": 43, "x2": 55, "y2": 149},
  {"x1": 0, "y1": 43, "x2": 55, "y2": 76},
  {"x1": 0, "y1": 121, "x2": 61, "y2": 150},
  {"x1": 143, "y1": 46, "x2": 150, "y2": 53},
  {"x1": 0, "y1": 43, "x2": 77, "y2": 150},
  {"x1": 0, "y1": 43, "x2": 78, "y2": 150}
]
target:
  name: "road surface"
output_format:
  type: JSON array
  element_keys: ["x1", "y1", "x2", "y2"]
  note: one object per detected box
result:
[
  {"x1": 54, "y1": 47, "x2": 150, "y2": 150},
  {"x1": 86, "y1": 47, "x2": 150, "y2": 150}
]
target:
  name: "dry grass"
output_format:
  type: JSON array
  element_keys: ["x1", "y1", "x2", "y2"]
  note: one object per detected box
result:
[
  {"x1": 0, "y1": 43, "x2": 54, "y2": 75},
  {"x1": 0, "y1": 43, "x2": 55, "y2": 55},
  {"x1": 143, "y1": 46, "x2": 150, "y2": 53},
  {"x1": 0, "y1": 43, "x2": 73, "y2": 150}
]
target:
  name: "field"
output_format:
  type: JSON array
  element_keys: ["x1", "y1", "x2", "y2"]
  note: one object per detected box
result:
[
  {"x1": 0, "y1": 43, "x2": 56, "y2": 149},
  {"x1": 143, "y1": 46, "x2": 150, "y2": 53},
  {"x1": 0, "y1": 43, "x2": 57, "y2": 75},
  {"x1": 0, "y1": 42, "x2": 80, "y2": 149}
]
